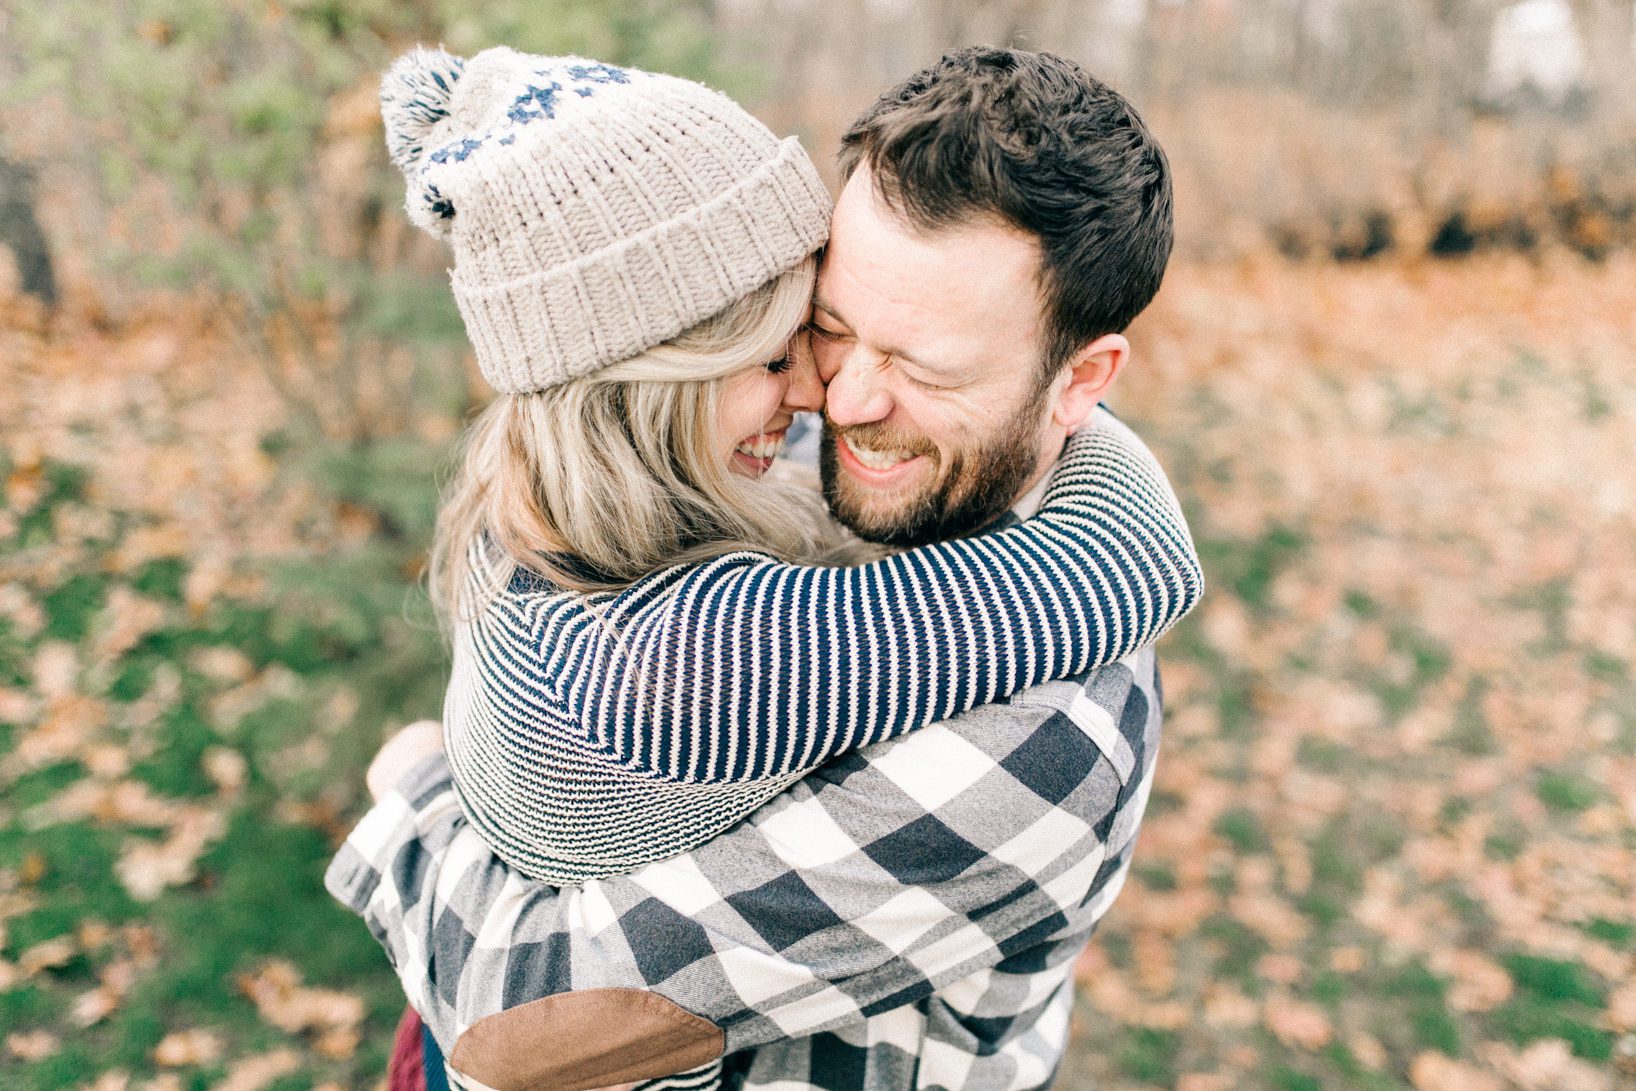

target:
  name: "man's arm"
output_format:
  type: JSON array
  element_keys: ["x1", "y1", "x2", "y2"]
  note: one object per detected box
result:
[{"x1": 326, "y1": 652, "x2": 1157, "y2": 1090}]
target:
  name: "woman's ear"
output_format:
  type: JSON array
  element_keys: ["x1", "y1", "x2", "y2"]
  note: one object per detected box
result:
[{"x1": 1050, "y1": 333, "x2": 1129, "y2": 430}]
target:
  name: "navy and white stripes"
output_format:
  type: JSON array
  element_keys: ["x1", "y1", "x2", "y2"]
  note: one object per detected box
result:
[{"x1": 443, "y1": 413, "x2": 1201, "y2": 883}]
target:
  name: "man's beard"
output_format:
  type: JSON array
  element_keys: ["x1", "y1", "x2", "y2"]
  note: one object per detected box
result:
[{"x1": 819, "y1": 388, "x2": 1050, "y2": 548}]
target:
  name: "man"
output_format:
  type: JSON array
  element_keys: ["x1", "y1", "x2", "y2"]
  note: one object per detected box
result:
[{"x1": 330, "y1": 46, "x2": 1189, "y2": 1090}]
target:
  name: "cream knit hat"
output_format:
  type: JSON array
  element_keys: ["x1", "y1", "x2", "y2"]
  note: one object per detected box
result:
[{"x1": 381, "y1": 46, "x2": 833, "y2": 394}]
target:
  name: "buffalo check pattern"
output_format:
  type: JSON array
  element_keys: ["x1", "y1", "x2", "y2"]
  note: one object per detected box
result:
[{"x1": 327, "y1": 643, "x2": 1164, "y2": 1090}]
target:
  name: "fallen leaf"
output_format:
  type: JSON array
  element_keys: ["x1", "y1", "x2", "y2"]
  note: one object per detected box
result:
[
  {"x1": 202, "y1": 747, "x2": 248, "y2": 795},
  {"x1": 19, "y1": 934, "x2": 76, "y2": 975},
  {"x1": 314, "y1": 1024, "x2": 360, "y2": 1059},
  {"x1": 1440, "y1": 949, "x2": 1513, "y2": 1012},
  {"x1": 1480, "y1": 1038, "x2": 1612, "y2": 1091},
  {"x1": 1409, "y1": 1052, "x2": 1503, "y2": 1091},
  {"x1": 1263, "y1": 992, "x2": 1332, "y2": 1050},
  {"x1": 1176, "y1": 1075, "x2": 1232, "y2": 1091},
  {"x1": 238, "y1": 959, "x2": 366, "y2": 1035},
  {"x1": 6, "y1": 1030, "x2": 60, "y2": 1061},
  {"x1": 1607, "y1": 979, "x2": 1636, "y2": 1032},
  {"x1": 152, "y1": 1028, "x2": 224, "y2": 1067},
  {"x1": 1330, "y1": 946, "x2": 1366, "y2": 973},
  {"x1": 115, "y1": 808, "x2": 225, "y2": 901},
  {"x1": 209, "y1": 1049, "x2": 301, "y2": 1091},
  {"x1": 1258, "y1": 952, "x2": 1304, "y2": 984},
  {"x1": 1349, "y1": 1033, "x2": 1388, "y2": 1070}
]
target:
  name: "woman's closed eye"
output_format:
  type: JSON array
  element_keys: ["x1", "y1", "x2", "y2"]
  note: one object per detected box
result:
[{"x1": 764, "y1": 354, "x2": 793, "y2": 374}]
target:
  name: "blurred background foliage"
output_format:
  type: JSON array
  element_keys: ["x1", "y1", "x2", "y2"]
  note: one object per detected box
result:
[{"x1": 0, "y1": 1, "x2": 1632, "y2": 1088}]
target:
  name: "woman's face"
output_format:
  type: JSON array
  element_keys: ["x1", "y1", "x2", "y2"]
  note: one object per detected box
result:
[{"x1": 717, "y1": 332, "x2": 826, "y2": 476}]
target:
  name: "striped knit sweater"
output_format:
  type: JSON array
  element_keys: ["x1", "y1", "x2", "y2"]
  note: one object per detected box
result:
[{"x1": 444, "y1": 413, "x2": 1202, "y2": 883}]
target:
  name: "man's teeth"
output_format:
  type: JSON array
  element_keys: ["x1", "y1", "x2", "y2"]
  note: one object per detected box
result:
[
  {"x1": 735, "y1": 433, "x2": 786, "y2": 459},
  {"x1": 845, "y1": 437, "x2": 913, "y2": 471}
]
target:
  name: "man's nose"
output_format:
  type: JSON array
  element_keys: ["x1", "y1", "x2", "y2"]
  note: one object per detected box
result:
[{"x1": 823, "y1": 350, "x2": 894, "y2": 426}]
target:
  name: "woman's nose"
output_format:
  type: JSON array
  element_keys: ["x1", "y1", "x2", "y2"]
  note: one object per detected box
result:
[{"x1": 781, "y1": 338, "x2": 826, "y2": 414}]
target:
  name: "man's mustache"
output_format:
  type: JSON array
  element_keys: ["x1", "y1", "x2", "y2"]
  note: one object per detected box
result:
[{"x1": 820, "y1": 416, "x2": 938, "y2": 460}]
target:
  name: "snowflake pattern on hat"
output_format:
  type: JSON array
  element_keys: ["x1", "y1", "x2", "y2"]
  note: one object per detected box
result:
[{"x1": 418, "y1": 62, "x2": 635, "y2": 220}]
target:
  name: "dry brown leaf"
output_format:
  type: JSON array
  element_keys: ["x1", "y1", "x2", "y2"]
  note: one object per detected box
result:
[
  {"x1": 1257, "y1": 952, "x2": 1304, "y2": 985},
  {"x1": 1175, "y1": 1075, "x2": 1232, "y2": 1091},
  {"x1": 1202, "y1": 984, "x2": 1259, "y2": 1028},
  {"x1": 314, "y1": 1024, "x2": 361, "y2": 1060},
  {"x1": 91, "y1": 587, "x2": 168, "y2": 663},
  {"x1": 209, "y1": 1049, "x2": 301, "y2": 1091},
  {"x1": 1439, "y1": 949, "x2": 1513, "y2": 1012},
  {"x1": 5, "y1": 1030, "x2": 60, "y2": 1061},
  {"x1": 1607, "y1": 979, "x2": 1636, "y2": 1032},
  {"x1": 1409, "y1": 1052, "x2": 1503, "y2": 1091},
  {"x1": 1229, "y1": 891, "x2": 1308, "y2": 948},
  {"x1": 1330, "y1": 946, "x2": 1366, "y2": 973},
  {"x1": 83, "y1": 741, "x2": 134, "y2": 779},
  {"x1": 238, "y1": 959, "x2": 366, "y2": 1035},
  {"x1": 77, "y1": 919, "x2": 115, "y2": 949},
  {"x1": 19, "y1": 852, "x2": 47, "y2": 885},
  {"x1": 19, "y1": 934, "x2": 76, "y2": 975},
  {"x1": 189, "y1": 646, "x2": 255, "y2": 684},
  {"x1": 202, "y1": 747, "x2": 248, "y2": 795},
  {"x1": 136, "y1": 1075, "x2": 186, "y2": 1091},
  {"x1": 1348, "y1": 1033, "x2": 1388, "y2": 1071},
  {"x1": 115, "y1": 808, "x2": 225, "y2": 901},
  {"x1": 71, "y1": 958, "x2": 138, "y2": 1027},
  {"x1": 32, "y1": 641, "x2": 78, "y2": 698},
  {"x1": 152, "y1": 1028, "x2": 224, "y2": 1067},
  {"x1": 1263, "y1": 993, "x2": 1332, "y2": 1050},
  {"x1": 72, "y1": 984, "x2": 124, "y2": 1027},
  {"x1": 1480, "y1": 1039, "x2": 1613, "y2": 1091},
  {"x1": 10, "y1": 693, "x2": 108, "y2": 771},
  {"x1": 123, "y1": 924, "x2": 161, "y2": 965}
]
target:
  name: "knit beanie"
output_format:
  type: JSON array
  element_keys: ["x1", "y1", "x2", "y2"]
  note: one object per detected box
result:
[{"x1": 381, "y1": 46, "x2": 833, "y2": 394}]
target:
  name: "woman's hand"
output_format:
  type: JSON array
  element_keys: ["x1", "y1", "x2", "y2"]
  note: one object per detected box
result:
[{"x1": 366, "y1": 720, "x2": 445, "y2": 801}]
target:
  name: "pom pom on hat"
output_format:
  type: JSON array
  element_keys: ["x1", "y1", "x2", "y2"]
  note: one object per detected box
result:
[{"x1": 381, "y1": 46, "x2": 467, "y2": 175}]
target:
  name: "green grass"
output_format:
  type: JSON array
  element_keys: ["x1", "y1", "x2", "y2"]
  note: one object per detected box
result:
[
  {"x1": 41, "y1": 571, "x2": 111, "y2": 643},
  {"x1": 1534, "y1": 769, "x2": 1601, "y2": 813},
  {"x1": 1214, "y1": 807, "x2": 1270, "y2": 854},
  {"x1": 129, "y1": 703, "x2": 221, "y2": 799},
  {"x1": 1117, "y1": 1027, "x2": 1181, "y2": 1084},
  {"x1": 1580, "y1": 917, "x2": 1634, "y2": 946},
  {"x1": 1374, "y1": 960, "x2": 1462, "y2": 1057}
]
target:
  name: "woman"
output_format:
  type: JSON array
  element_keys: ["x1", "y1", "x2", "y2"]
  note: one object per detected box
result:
[{"x1": 358, "y1": 45, "x2": 1201, "y2": 1089}]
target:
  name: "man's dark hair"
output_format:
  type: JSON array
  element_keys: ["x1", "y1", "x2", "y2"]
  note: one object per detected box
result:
[{"x1": 838, "y1": 46, "x2": 1173, "y2": 377}]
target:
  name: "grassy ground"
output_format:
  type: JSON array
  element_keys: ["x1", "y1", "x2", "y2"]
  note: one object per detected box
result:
[
  {"x1": 1, "y1": 255, "x2": 1632, "y2": 1089},
  {"x1": 1061, "y1": 254, "x2": 1636, "y2": 1090}
]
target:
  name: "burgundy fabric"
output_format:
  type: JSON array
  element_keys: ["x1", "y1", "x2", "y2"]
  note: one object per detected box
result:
[{"x1": 388, "y1": 1005, "x2": 428, "y2": 1091}]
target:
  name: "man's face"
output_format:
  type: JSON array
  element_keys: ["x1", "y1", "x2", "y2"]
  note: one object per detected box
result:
[{"x1": 810, "y1": 168, "x2": 1066, "y2": 546}]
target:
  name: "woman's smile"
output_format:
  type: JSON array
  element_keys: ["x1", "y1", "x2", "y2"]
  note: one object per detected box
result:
[{"x1": 731, "y1": 427, "x2": 789, "y2": 474}]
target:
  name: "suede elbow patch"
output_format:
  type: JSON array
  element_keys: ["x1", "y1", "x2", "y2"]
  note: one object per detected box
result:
[{"x1": 448, "y1": 988, "x2": 723, "y2": 1090}]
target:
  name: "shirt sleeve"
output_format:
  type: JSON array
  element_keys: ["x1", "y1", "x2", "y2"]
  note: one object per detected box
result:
[
  {"x1": 547, "y1": 417, "x2": 1200, "y2": 783},
  {"x1": 325, "y1": 654, "x2": 1156, "y2": 1089}
]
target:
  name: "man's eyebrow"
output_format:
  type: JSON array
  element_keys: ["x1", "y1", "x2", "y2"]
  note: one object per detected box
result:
[
  {"x1": 812, "y1": 297, "x2": 950, "y2": 375},
  {"x1": 811, "y1": 297, "x2": 848, "y2": 326}
]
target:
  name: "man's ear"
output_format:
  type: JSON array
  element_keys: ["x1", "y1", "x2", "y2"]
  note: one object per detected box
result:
[{"x1": 1050, "y1": 333, "x2": 1129, "y2": 430}]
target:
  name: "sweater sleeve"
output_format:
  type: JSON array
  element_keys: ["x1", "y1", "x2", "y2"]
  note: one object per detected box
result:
[{"x1": 557, "y1": 414, "x2": 1202, "y2": 782}]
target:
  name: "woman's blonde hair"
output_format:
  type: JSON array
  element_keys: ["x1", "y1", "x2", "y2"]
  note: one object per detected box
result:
[{"x1": 429, "y1": 256, "x2": 855, "y2": 625}]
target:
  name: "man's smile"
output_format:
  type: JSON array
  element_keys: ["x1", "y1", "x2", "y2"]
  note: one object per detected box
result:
[{"x1": 834, "y1": 432, "x2": 930, "y2": 481}]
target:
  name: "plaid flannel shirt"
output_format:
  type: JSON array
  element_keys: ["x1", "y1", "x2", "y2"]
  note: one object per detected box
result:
[{"x1": 327, "y1": 644, "x2": 1163, "y2": 1090}]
